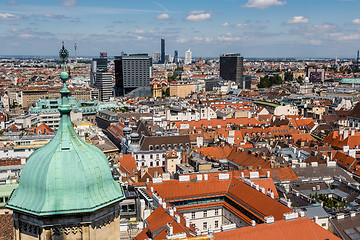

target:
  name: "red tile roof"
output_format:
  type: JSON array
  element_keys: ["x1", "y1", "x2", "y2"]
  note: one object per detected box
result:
[
  {"x1": 213, "y1": 217, "x2": 341, "y2": 240},
  {"x1": 227, "y1": 178, "x2": 290, "y2": 221}
]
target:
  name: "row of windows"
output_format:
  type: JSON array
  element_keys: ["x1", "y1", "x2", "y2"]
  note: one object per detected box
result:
[
  {"x1": 203, "y1": 220, "x2": 219, "y2": 230},
  {"x1": 137, "y1": 160, "x2": 165, "y2": 168},
  {"x1": 135, "y1": 154, "x2": 164, "y2": 160},
  {"x1": 149, "y1": 143, "x2": 189, "y2": 151},
  {"x1": 191, "y1": 209, "x2": 219, "y2": 219}
]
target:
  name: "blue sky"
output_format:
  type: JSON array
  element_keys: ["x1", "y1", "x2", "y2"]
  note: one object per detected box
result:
[{"x1": 1, "y1": 0, "x2": 360, "y2": 58}]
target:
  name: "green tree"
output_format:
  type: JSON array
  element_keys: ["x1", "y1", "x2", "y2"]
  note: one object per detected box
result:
[
  {"x1": 257, "y1": 75, "x2": 283, "y2": 88},
  {"x1": 284, "y1": 72, "x2": 293, "y2": 82},
  {"x1": 162, "y1": 87, "x2": 170, "y2": 97}
]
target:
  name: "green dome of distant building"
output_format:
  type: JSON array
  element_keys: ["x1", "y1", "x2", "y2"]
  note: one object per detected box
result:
[{"x1": 6, "y1": 49, "x2": 125, "y2": 216}]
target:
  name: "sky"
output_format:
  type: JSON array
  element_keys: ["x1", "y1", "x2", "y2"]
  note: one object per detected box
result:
[{"x1": 1, "y1": 0, "x2": 360, "y2": 58}]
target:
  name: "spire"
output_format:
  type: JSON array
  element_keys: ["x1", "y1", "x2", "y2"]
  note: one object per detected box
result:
[{"x1": 58, "y1": 42, "x2": 71, "y2": 115}]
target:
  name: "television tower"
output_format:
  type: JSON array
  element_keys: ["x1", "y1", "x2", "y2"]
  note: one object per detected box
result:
[
  {"x1": 74, "y1": 39, "x2": 77, "y2": 65},
  {"x1": 357, "y1": 49, "x2": 359, "y2": 72}
]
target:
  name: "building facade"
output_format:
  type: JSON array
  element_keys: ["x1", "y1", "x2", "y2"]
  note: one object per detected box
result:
[
  {"x1": 220, "y1": 53, "x2": 244, "y2": 88},
  {"x1": 160, "y1": 38, "x2": 165, "y2": 64},
  {"x1": 185, "y1": 49, "x2": 192, "y2": 65},
  {"x1": 114, "y1": 54, "x2": 152, "y2": 96}
]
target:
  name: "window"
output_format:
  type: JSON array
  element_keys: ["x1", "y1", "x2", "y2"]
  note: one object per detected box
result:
[
  {"x1": 203, "y1": 222, "x2": 207, "y2": 230},
  {"x1": 215, "y1": 209, "x2": 219, "y2": 216},
  {"x1": 192, "y1": 212, "x2": 195, "y2": 219},
  {"x1": 150, "y1": 162, "x2": 153, "y2": 167},
  {"x1": 215, "y1": 220, "x2": 219, "y2": 228},
  {"x1": 150, "y1": 155, "x2": 153, "y2": 159},
  {"x1": 203, "y1": 210, "x2": 207, "y2": 218}
]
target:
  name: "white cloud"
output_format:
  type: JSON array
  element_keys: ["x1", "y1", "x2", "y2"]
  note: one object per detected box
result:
[
  {"x1": 216, "y1": 33, "x2": 241, "y2": 42},
  {"x1": 156, "y1": 13, "x2": 170, "y2": 20},
  {"x1": 308, "y1": 40, "x2": 322, "y2": 45},
  {"x1": 188, "y1": 10, "x2": 205, "y2": 15},
  {"x1": 222, "y1": 22, "x2": 229, "y2": 27},
  {"x1": 236, "y1": 23, "x2": 249, "y2": 28},
  {"x1": 7, "y1": 0, "x2": 17, "y2": 6},
  {"x1": 286, "y1": 16, "x2": 309, "y2": 24},
  {"x1": 176, "y1": 38, "x2": 188, "y2": 43},
  {"x1": 185, "y1": 10, "x2": 211, "y2": 22},
  {"x1": 62, "y1": 0, "x2": 76, "y2": 7},
  {"x1": 134, "y1": 29, "x2": 145, "y2": 34},
  {"x1": 330, "y1": 33, "x2": 360, "y2": 41},
  {"x1": 242, "y1": 0, "x2": 286, "y2": 9},
  {"x1": 0, "y1": 13, "x2": 20, "y2": 20},
  {"x1": 352, "y1": 18, "x2": 360, "y2": 24},
  {"x1": 19, "y1": 33, "x2": 34, "y2": 38}
]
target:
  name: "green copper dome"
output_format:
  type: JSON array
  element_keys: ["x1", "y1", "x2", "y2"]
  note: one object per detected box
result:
[{"x1": 6, "y1": 43, "x2": 125, "y2": 216}]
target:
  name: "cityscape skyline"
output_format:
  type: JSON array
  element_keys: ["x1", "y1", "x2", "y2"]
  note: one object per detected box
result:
[{"x1": 1, "y1": 0, "x2": 360, "y2": 58}]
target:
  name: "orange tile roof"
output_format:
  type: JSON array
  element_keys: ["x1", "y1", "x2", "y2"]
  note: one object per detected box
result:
[
  {"x1": 116, "y1": 154, "x2": 137, "y2": 175},
  {"x1": 337, "y1": 135, "x2": 360, "y2": 149},
  {"x1": 147, "y1": 179, "x2": 230, "y2": 200},
  {"x1": 227, "y1": 148, "x2": 271, "y2": 169},
  {"x1": 334, "y1": 151, "x2": 358, "y2": 172},
  {"x1": 135, "y1": 207, "x2": 193, "y2": 240},
  {"x1": 194, "y1": 146, "x2": 233, "y2": 159},
  {"x1": 227, "y1": 178, "x2": 290, "y2": 221},
  {"x1": 213, "y1": 217, "x2": 341, "y2": 240}
]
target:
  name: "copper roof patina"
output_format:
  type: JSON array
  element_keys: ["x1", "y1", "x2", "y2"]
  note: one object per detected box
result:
[{"x1": 6, "y1": 43, "x2": 125, "y2": 216}]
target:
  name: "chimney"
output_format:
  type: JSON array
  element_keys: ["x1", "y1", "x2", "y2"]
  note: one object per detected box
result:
[
  {"x1": 162, "y1": 202, "x2": 167, "y2": 209},
  {"x1": 175, "y1": 214, "x2": 181, "y2": 223},
  {"x1": 267, "y1": 171, "x2": 270, "y2": 178},
  {"x1": 299, "y1": 211, "x2": 305, "y2": 218},
  {"x1": 185, "y1": 217, "x2": 190, "y2": 228},
  {"x1": 264, "y1": 216, "x2": 274, "y2": 224},
  {"x1": 167, "y1": 223, "x2": 173, "y2": 236},
  {"x1": 251, "y1": 220, "x2": 256, "y2": 228},
  {"x1": 167, "y1": 207, "x2": 174, "y2": 217},
  {"x1": 344, "y1": 130, "x2": 349, "y2": 139}
]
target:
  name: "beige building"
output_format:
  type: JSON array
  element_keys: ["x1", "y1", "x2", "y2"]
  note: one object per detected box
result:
[
  {"x1": 22, "y1": 88, "x2": 93, "y2": 108},
  {"x1": 170, "y1": 81, "x2": 204, "y2": 98},
  {"x1": 165, "y1": 151, "x2": 181, "y2": 174}
]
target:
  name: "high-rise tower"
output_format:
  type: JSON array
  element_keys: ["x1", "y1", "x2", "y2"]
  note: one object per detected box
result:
[
  {"x1": 90, "y1": 52, "x2": 112, "y2": 101},
  {"x1": 74, "y1": 39, "x2": 77, "y2": 64},
  {"x1": 357, "y1": 49, "x2": 359, "y2": 71},
  {"x1": 220, "y1": 53, "x2": 244, "y2": 88},
  {"x1": 114, "y1": 54, "x2": 152, "y2": 96},
  {"x1": 160, "y1": 38, "x2": 165, "y2": 64},
  {"x1": 185, "y1": 49, "x2": 192, "y2": 65},
  {"x1": 6, "y1": 43, "x2": 125, "y2": 240},
  {"x1": 174, "y1": 50, "x2": 178, "y2": 63}
]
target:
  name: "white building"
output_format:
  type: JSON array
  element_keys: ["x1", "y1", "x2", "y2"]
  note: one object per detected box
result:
[
  {"x1": 185, "y1": 49, "x2": 192, "y2": 65},
  {"x1": 133, "y1": 150, "x2": 182, "y2": 170},
  {"x1": 274, "y1": 105, "x2": 299, "y2": 116},
  {"x1": 165, "y1": 106, "x2": 216, "y2": 122}
]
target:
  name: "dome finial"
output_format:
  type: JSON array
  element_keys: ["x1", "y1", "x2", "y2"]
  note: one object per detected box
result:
[{"x1": 58, "y1": 42, "x2": 71, "y2": 114}]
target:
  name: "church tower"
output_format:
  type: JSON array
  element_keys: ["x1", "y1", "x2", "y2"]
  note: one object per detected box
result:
[{"x1": 6, "y1": 43, "x2": 125, "y2": 240}]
